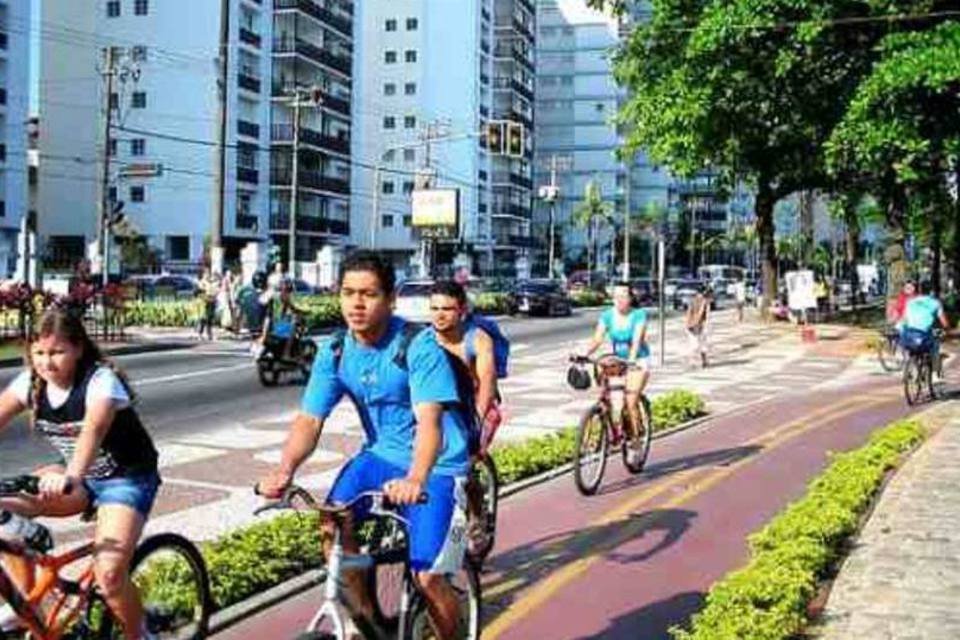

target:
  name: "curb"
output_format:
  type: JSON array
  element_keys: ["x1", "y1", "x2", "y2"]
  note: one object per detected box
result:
[
  {"x1": 0, "y1": 340, "x2": 198, "y2": 369},
  {"x1": 206, "y1": 405, "x2": 727, "y2": 635}
]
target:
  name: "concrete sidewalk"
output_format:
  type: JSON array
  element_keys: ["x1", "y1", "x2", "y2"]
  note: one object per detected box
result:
[{"x1": 817, "y1": 400, "x2": 960, "y2": 639}]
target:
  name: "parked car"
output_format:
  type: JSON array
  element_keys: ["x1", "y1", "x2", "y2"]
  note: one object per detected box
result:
[
  {"x1": 515, "y1": 279, "x2": 573, "y2": 317},
  {"x1": 394, "y1": 280, "x2": 434, "y2": 323},
  {"x1": 126, "y1": 274, "x2": 198, "y2": 300},
  {"x1": 671, "y1": 278, "x2": 719, "y2": 311}
]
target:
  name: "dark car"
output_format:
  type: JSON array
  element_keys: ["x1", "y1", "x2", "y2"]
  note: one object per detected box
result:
[
  {"x1": 127, "y1": 274, "x2": 198, "y2": 300},
  {"x1": 515, "y1": 279, "x2": 572, "y2": 317},
  {"x1": 629, "y1": 278, "x2": 660, "y2": 307}
]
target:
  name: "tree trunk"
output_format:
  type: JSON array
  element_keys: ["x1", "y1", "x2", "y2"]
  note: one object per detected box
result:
[
  {"x1": 844, "y1": 202, "x2": 861, "y2": 311},
  {"x1": 954, "y1": 164, "x2": 960, "y2": 294},
  {"x1": 756, "y1": 181, "x2": 777, "y2": 317},
  {"x1": 884, "y1": 183, "x2": 909, "y2": 304},
  {"x1": 931, "y1": 207, "x2": 942, "y2": 298}
]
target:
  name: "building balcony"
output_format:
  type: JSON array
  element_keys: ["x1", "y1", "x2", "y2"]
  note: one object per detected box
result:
[
  {"x1": 510, "y1": 173, "x2": 533, "y2": 190},
  {"x1": 237, "y1": 119, "x2": 260, "y2": 139},
  {"x1": 270, "y1": 168, "x2": 351, "y2": 195},
  {"x1": 273, "y1": 0, "x2": 353, "y2": 40},
  {"x1": 237, "y1": 167, "x2": 259, "y2": 184},
  {"x1": 272, "y1": 37, "x2": 351, "y2": 76},
  {"x1": 239, "y1": 28, "x2": 262, "y2": 48},
  {"x1": 238, "y1": 73, "x2": 261, "y2": 94},
  {"x1": 513, "y1": 18, "x2": 535, "y2": 42},
  {"x1": 270, "y1": 85, "x2": 351, "y2": 118},
  {"x1": 514, "y1": 49, "x2": 535, "y2": 73},
  {"x1": 269, "y1": 214, "x2": 350, "y2": 235},
  {"x1": 271, "y1": 124, "x2": 350, "y2": 155},
  {"x1": 494, "y1": 234, "x2": 534, "y2": 249},
  {"x1": 511, "y1": 109, "x2": 534, "y2": 129},
  {"x1": 512, "y1": 79, "x2": 534, "y2": 101},
  {"x1": 236, "y1": 213, "x2": 259, "y2": 230},
  {"x1": 517, "y1": 0, "x2": 535, "y2": 16},
  {"x1": 492, "y1": 203, "x2": 532, "y2": 219}
]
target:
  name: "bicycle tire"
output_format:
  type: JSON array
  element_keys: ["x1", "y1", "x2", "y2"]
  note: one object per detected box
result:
[
  {"x1": 622, "y1": 396, "x2": 653, "y2": 475},
  {"x1": 465, "y1": 455, "x2": 499, "y2": 566},
  {"x1": 878, "y1": 334, "x2": 904, "y2": 372},
  {"x1": 403, "y1": 564, "x2": 481, "y2": 640},
  {"x1": 926, "y1": 354, "x2": 938, "y2": 401},
  {"x1": 574, "y1": 404, "x2": 610, "y2": 496},
  {"x1": 292, "y1": 633, "x2": 338, "y2": 640},
  {"x1": 257, "y1": 357, "x2": 279, "y2": 387},
  {"x1": 903, "y1": 357, "x2": 925, "y2": 406},
  {"x1": 98, "y1": 533, "x2": 212, "y2": 640},
  {"x1": 365, "y1": 518, "x2": 408, "y2": 632}
]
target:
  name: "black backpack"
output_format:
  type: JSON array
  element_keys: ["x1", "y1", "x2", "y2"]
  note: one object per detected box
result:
[{"x1": 328, "y1": 322, "x2": 479, "y2": 435}]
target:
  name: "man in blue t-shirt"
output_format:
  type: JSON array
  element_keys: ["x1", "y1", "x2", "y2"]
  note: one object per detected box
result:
[
  {"x1": 258, "y1": 251, "x2": 469, "y2": 638},
  {"x1": 898, "y1": 281, "x2": 950, "y2": 362}
]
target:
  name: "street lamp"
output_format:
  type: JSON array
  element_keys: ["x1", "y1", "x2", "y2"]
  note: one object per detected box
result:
[{"x1": 538, "y1": 184, "x2": 559, "y2": 279}]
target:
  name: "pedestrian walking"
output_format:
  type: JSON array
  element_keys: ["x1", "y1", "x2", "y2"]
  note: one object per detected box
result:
[
  {"x1": 733, "y1": 280, "x2": 747, "y2": 323},
  {"x1": 196, "y1": 268, "x2": 221, "y2": 341},
  {"x1": 685, "y1": 286, "x2": 711, "y2": 368}
]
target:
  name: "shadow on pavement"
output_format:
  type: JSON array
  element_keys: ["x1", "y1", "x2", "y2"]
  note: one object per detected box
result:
[
  {"x1": 596, "y1": 444, "x2": 762, "y2": 497},
  {"x1": 483, "y1": 509, "x2": 697, "y2": 616},
  {"x1": 572, "y1": 591, "x2": 706, "y2": 640}
]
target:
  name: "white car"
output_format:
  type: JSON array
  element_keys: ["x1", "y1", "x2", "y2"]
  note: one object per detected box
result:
[{"x1": 394, "y1": 280, "x2": 434, "y2": 323}]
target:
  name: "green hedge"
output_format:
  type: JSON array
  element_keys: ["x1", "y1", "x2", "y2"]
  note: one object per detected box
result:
[
  {"x1": 140, "y1": 389, "x2": 707, "y2": 612},
  {"x1": 124, "y1": 300, "x2": 200, "y2": 327},
  {"x1": 671, "y1": 419, "x2": 925, "y2": 640},
  {"x1": 472, "y1": 292, "x2": 516, "y2": 315},
  {"x1": 570, "y1": 290, "x2": 608, "y2": 307}
]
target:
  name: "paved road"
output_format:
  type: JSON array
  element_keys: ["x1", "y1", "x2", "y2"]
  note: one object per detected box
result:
[{"x1": 218, "y1": 361, "x2": 955, "y2": 640}]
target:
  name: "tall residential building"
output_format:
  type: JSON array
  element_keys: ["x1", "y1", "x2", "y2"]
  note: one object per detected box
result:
[
  {"x1": 38, "y1": 0, "x2": 354, "y2": 274},
  {"x1": 0, "y1": 0, "x2": 31, "y2": 276},
  {"x1": 352, "y1": 0, "x2": 535, "y2": 278},
  {"x1": 270, "y1": 0, "x2": 354, "y2": 265},
  {"x1": 534, "y1": 0, "x2": 672, "y2": 276}
]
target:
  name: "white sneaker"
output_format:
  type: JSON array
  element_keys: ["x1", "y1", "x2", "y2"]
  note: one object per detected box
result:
[{"x1": 0, "y1": 602, "x2": 23, "y2": 632}]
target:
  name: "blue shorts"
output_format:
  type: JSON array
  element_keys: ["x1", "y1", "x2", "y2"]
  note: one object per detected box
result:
[
  {"x1": 327, "y1": 451, "x2": 467, "y2": 574},
  {"x1": 83, "y1": 472, "x2": 161, "y2": 517}
]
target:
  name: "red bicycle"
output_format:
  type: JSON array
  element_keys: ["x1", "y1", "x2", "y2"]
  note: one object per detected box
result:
[{"x1": 568, "y1": 355, "x2": 653, "y2": 495}]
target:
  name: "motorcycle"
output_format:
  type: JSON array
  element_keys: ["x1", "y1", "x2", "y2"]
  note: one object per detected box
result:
[{"x1": 256, "y1": 318, "x2": 317, "y2": 386}]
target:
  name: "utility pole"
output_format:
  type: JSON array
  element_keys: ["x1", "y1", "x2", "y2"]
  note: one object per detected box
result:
[
  {"x1": 623, "y1": 162, "x2": 632, "y2": 281},
  {"x1": 210, "y1": 0, "x2": 230, "y2": 275},
  {"x1": 98, "y1": 46, "x2": 117, "y2": 287},
  {"x1": 370, "y1": 166, "x2": 382, "y2": 249},
  {"x1": 415, "y1": 120, "x2": 446, "y2": 278},
  {"x1": 283, "y1": 87, "x2": 322, "y2": 278}
]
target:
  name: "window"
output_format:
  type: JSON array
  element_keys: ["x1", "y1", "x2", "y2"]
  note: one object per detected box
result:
[
  {"x1": 595, "y1": 102, "x2": 605, "y2": 113},
  {"x1": 382, "y1": 149, "x2": 396, "y2": 162},
  {"x1": 404, "y1": 82, "x2": 416, "y2": 95},
  {"x1": 403, "y1": 215, "x2": 412, "y2": 227},
  {"x1": 404, "y1": 115, "x2": 416, "y2": 129},
  {"x1": 130, "y1": 138, "x2": 146, "y2": 156},
  {"x1": 561, "y1": 76, "x2": 573, "y2": 86},
  {"x1": 108, "y1": 186, "x2": 118, "y2": 202},
  {"x1": 562, "y1": 27, "x2": 574, "y2": 36},
  {"x1": 383, "y1": 116, "x2": 396, "y2": 130},
  {"x1": 403, "y1": 148, "x2": 415, "y2": 162},
  {"x1": 131, "y1": 45, "x2": 148, "y2": 62},
  {"x1": 134, "y1": 0, "x2": 149, "y2": 15},
  {"x1": 406, "y1": 17, "x2": 418, "y2": 30},
  {"x1": 405, "y1": 49, "x2": 417, "y2": 63},
  {"x1": 385, "y1": 19, "x2": 397, "y2": 31},
  {"x1": 167, "y1": 236, "x2": 189, "y2": 261},
  {"x1": 109, "y1": 92, "x2": 119, "y2": 109},
  {"x1": 384, "y1": 83, "x2": 396, "y2": 96},
  {"x1": 106, "y1": 1, "x2": 120, "y2": 18},
  {"x1": 381, "y1": 215, "x2": 394, "y2": 228},
  {"x1": 403, "y1": 181, "x2": 415, "y2": 194},
  {"x1": 382, "y1": 181, "x2": 395, "y2": 194},
  {"x1": 107, "y1": 139, "x2": 118, "y2": 157},
  {"x1": 385, "y1": 50, "x2": 397, "y2": 64},
  {"x1": 130, "y1": 185, "x2": 145, "y2": 202},
  {"x1": 131, "y1": 91, "x2": 147, "y2": 108}
]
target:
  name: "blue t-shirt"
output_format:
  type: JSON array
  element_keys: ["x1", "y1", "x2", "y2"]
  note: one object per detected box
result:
[
  {"x1": 301, "y1": 317, "x2": 470, "y2": 477},
  {"x1": 903, "y1": 295, "x2": 943, "y2": 332},
  {"x1": 600, "y1": 308, "x2": 650, "y2": 359}
]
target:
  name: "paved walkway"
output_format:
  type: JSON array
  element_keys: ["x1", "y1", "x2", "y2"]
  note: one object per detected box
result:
[{"x1": 817, "y1": 400, "x2": 960, "y2": 640}]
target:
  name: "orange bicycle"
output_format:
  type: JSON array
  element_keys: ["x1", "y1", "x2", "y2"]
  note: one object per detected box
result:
[
  {"x1": 0, "y1": 475, "x2": 212, "y2": 640},
  {"x1": 567, "y1": 355, "x2": 653, "y2": 495}
]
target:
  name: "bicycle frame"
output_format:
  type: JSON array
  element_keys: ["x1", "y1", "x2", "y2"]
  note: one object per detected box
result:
[{"x1": 0, "y1": 539, "x2": 99, "y2": 640}]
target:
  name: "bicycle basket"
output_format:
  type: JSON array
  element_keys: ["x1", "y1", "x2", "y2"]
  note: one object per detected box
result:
[{"x1": 567, "y1": 365, "x2": 591, "y2": 390}]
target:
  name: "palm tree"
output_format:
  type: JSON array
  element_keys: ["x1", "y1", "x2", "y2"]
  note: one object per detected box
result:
[{"x1": 572, "y1": 181, "x2": 614, "y2": 277}]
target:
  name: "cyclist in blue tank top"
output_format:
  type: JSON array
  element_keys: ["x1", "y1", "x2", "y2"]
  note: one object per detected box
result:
[
  {"x1": 580, "y1": 282, "x2": 651, "y2": 462},
  {"x1": 257, "y1": 252, "x2": 469, "y2": 639}
]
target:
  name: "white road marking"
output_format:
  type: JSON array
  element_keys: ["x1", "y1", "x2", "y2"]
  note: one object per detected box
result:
[{"x1": 134, "y1": 363, "x2": 252, "y2": 386}]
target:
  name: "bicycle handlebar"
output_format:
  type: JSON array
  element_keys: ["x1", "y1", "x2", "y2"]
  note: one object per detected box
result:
[
  {"x1": 0, "y1": 475, "x2": 73, "y2": 497},
  {"x1": 569, "y1": 354, "x2": 641, "y2": 368},
  {"x1": 252, "y1": 484, "x2": 427, "y2": 521}
]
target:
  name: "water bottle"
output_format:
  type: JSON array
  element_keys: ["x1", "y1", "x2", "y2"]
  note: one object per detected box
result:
[{"x1": 0, "y1": 510, "x2": 53, "y2": 553}]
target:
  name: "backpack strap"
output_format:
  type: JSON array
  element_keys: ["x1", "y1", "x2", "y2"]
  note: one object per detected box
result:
[
  {"x1": 391, "y1": 322, "x2": 427, "y2": 371},
  {"x1": 329, "y1": 328, "x2": 347, "y2": 372}
]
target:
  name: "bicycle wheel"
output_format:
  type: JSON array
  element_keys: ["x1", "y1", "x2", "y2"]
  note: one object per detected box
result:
[
  {"x1": 465, "y1": 456, "x2": 499, "y2": 566},
  {"x1": 574, "y1": 404, "x2": 610, "y2": 496},
  {"x1": 98, "y1": 533, "x2": 212, "y2": 640},
  {"x1": 403, "y1": 565, "x2": 481, "y2": 640},
  {"x1": 365, "y1": 518, "x2": 408, "y2": 632},
  {"x1": 903, "y1": 356, "x2": 926, "y2": 406},
  {"x1": 925, "y1": 354, "x2": 938, "y2": 401},
  {"x1": 622, "y1": 395, "x2": 653, "y2": 475},
  {"x1": 878, "y1": 334, "x2": 905, "y2": 372}
]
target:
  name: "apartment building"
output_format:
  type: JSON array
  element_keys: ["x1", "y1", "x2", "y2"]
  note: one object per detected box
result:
[{"x1": 0, "y1": 0, "x2": 30, "y2": 276}]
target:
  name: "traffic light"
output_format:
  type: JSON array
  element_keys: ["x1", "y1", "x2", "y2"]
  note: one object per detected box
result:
[
  {"x1": 507, "y1": 121, "x2": 525, "y2": 157},
  {"x1": 486, "y1": 121, "x2": 505, "y2": 155}
]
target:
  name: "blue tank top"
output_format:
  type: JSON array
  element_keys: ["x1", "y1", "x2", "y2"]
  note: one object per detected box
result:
[{"x1": 600, "y1": 308, "x2": 650, "y2": 359}]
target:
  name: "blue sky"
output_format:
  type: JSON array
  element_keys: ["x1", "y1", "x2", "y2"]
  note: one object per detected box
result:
[{"x1": 28, "y1": 0, "x2": 39, "y2": 113}]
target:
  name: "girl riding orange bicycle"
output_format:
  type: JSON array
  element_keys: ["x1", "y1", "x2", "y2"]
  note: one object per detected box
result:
[{"x1": 0, "y1": 308, "x2": 160, "y2": 640}]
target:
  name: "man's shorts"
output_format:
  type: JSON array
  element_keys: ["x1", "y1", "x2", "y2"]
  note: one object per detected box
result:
[{"x1": 327, "y1": 450, "x2": 467, "y2": 574}]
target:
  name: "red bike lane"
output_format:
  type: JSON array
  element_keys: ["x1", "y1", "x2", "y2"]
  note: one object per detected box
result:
[{"x1": 215, "y1": 375, "x2": 919, "y2": 639}]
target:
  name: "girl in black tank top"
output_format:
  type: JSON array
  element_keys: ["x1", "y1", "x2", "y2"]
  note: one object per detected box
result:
[{"x1": 0, "y1": 308, "x2": 160, "y2": 639}]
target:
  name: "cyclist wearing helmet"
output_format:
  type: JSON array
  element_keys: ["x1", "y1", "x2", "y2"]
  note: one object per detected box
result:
[{"x1": 579, "y1": 282, "x2": 650, "y2": 461}]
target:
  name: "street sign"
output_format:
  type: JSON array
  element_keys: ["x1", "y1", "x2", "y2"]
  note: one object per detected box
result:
[
  {"x1": 412, "y1": 189, "x2": 459, "y2": 228},
  {"x1": 119, "y1": 162, "x2": 163, "y2": 178}
]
